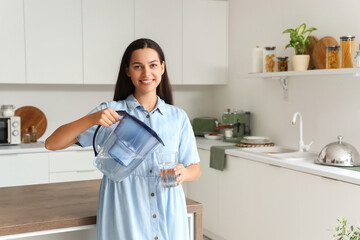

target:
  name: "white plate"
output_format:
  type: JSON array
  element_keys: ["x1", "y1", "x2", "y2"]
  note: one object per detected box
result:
[
  {"x1": 242, "y1": 136, "x2": 270, "y2": 144},
  {"x1": 204, "y1": 133, "x2": 224, "y2": 140}
]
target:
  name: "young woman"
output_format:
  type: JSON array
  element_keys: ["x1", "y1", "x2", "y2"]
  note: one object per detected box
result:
[{"x1": 45, "y1": 38, "x2": 201, "y2": 240}]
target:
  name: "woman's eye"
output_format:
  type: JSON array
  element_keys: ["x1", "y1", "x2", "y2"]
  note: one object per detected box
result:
[
  {"x1": 150, "y1": 64, "x2": 157, "y2": 68},
  {"x1": 134, "y1": 65, "x2": 141, "y2": 69}
]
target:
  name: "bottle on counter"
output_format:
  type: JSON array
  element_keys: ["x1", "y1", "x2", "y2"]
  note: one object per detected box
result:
[
  {"x1": 23, "y1": 128, "x2": 31, "y2": 143},
  {"x1": 263, "y1": 46, "x2": 276, "y2": 72},
  {"x1": 30, "y1": 126, "x2": 37, "y2": 142},
  {"x1": 340, "y1": 36, "x2": 355, "y2": 68},
  {"x1": 326, "y1": 46, "x2": 340, "y2": 69}
]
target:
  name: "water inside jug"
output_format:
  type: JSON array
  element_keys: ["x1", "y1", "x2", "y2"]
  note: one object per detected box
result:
[{"x1": 92, "y1": 111, "x2": 164, "y2": 182}]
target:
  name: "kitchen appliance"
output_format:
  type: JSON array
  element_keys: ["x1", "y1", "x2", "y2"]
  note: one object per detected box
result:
[
  {"x1": 0, "y1": 116, "x2": 21, "y2": 145},
  {"x1": 93, "y1": 111, "x2": 164, "y2": 182},
  {"x1": 216, "y1": 109, "x2": 251, "y2": 143},
  {"x1": 315, "y1": 136, "x2": 360, "y2": 166},
  {"x1": 192, "y1": 117, "x2": 218, "y2": 136}
]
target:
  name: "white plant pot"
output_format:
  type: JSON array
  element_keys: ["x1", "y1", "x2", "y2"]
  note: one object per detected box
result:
[{"x1": 292, "y1": 55, "x2": 310, "y2": 71}]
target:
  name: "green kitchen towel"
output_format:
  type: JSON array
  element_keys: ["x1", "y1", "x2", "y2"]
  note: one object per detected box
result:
[
  {"x1": 338, "y1": 166, "x2": 360, "y2": 172},
  {"x1": 210, "y1": 145, "x2": 238, "y2": 171}
]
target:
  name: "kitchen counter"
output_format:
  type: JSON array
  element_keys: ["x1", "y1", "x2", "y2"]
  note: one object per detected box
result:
[
  {"x1": 0, "y1": 142, "x2": 92, "y2": 155},
  {"x1": 0, "y1": 180, "x2": 203, "y2": 239},
  {"x1": 195, "y1": 137, "x2": 360, "y2": 186}
]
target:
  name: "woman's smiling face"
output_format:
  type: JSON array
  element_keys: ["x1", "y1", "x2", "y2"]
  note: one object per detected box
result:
[{"x1": 126, "y1": 48, "x2": 165, "y2": 96}]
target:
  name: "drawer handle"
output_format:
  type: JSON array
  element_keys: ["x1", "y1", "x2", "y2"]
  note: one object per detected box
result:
[{"x1": 76, "y1": 169, "x2": 97, "y2": 173}]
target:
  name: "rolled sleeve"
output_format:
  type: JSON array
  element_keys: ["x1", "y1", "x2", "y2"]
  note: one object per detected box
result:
[
  {"x1": 76, "y1": 102, "x2": 109, "y2": 148},
  {"x1": 178, "y1": 112, "x2": 200, "y2": 167}
]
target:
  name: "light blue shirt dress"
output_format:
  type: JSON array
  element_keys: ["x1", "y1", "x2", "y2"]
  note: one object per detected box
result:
[{"x1": 77, "y1": 94, "x2": 200, "y2": 240}]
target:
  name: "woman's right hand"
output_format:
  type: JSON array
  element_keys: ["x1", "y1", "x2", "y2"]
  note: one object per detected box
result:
[{"x1": 91, "y1": 108, "x2": 120, "y2": 127}]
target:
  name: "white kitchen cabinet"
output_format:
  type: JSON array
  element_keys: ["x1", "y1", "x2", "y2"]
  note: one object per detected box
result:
[
  {"x1": 183, "y1": 0, "x2": 228, "y2": 85},
  {"x1": 6, "y1": 226, "x2": 96, "y2": 240},
  {"x1": 48, "y1": 150, "x2": 102, "y2": 183},
  {"x1": 187, "y1": 150, "x2": 360, "y2": 240},
  {"x1": 185, "y1": 149, "x2": 221, "y2": 237},
  {"x1": 82, "y1": 0, "x2": 134, "y2": 84},
  {"x1": 134, "y1": 0, "x2": 182, "y2": 85},
  {"x1": 0, "y1": 0, "x2": 26, "y2": 83},
  {"x1": 0, "y1": 153, "x2": 48, "y2": 187},
  {"x1": 24, "y1": 0, "x2": 83, "y2": 84}
]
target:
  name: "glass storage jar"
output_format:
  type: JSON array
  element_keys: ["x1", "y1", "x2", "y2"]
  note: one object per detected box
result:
[
  {"x1": 340, "y1": 36, "x2": 355, "y2": 68},
  {"x1": 326, "y1": 46, "x2": 340, "y2": 69},
  {"x1": 0, "y1": 105, "x2": 15, "y2": 117},
  {"x1": 277, "y1": 57, "x2": 288, "y2": 71},
  {"x1": 263, "y1": 46, "x2": 276, "y2": 72}
]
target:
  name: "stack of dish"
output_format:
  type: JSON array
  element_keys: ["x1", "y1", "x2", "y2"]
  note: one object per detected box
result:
[
  {"x1": 237, "y1": 136, "x2": 274, "y2": 147},
  {"x1": 204, "y1": 133, "x2": 224, "y2": 140}
]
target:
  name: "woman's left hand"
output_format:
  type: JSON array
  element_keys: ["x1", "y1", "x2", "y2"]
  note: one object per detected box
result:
[{"x1": 174, "y1": 164, "x2": 187, "y2": 185}]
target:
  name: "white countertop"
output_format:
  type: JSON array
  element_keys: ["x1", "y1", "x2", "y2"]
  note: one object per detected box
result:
[
  {"x1": 196, "y1": 137, "x2": 360, "y2": 186},
  {"x1": 0, "y1": 142, "x2": 92, "y2": 155},
  {"x1": 3, "y1": 137, "x2": 360, "y2": 186}
]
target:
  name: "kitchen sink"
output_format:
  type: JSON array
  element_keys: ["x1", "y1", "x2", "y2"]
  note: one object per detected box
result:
[
  {"x1": 239, "y1": 146, "x2": 317, "y2": 160},
  {"x1": 239, "y1": 146, "x2": 296, "y2": 154}
]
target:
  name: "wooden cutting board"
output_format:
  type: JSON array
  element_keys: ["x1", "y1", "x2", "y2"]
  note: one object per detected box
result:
[
  {"x1": 312, "y1": 36, "x2": 339, "y2": 69},
  {"x1": 304, "y1": 36, "x2": 318, "y2": 70},
  {"x1": 15, "y1": 106, "x2": 47, "y2": 139}
]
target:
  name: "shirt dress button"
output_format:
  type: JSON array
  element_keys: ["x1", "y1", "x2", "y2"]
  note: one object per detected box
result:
[
  {"x1": 151, "y1": 193, "x2": 155, "y2": 197},
  {"x1": 146, "y1": 114, "x2": 150, "y2": 118},
  {"x1": 149, "y1": 169, "x2": 152, "y2": 173},
  {"x1": 154, "y1": 237, "x2": 158, "y2": 240},
  {"x1": 153, "y1": 214, "x2": 157, "y2": 218}
]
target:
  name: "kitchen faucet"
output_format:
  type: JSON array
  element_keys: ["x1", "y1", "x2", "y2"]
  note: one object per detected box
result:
[{"x1": 292, "y1": 112, "x2": 313, "y2": 152}]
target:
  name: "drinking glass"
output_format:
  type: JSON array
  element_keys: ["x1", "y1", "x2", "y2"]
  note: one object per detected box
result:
[{"x1": 158, "y1": 152, "x2": 179, "y2": 188}]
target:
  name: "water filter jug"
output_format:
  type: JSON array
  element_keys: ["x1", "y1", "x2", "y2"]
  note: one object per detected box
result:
[{"x1": 92, "y1": 111, "x2": 164, "y2": 182}]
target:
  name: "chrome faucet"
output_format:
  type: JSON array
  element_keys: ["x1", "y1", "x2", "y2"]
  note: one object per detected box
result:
[{"x1": 292, "y1": 112, "x2": 313, "y2": 152}]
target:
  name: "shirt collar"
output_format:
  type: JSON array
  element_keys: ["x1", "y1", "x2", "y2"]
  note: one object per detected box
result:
[{"x1": 125, "y1": 94, "x2": 166, "y2": 115}]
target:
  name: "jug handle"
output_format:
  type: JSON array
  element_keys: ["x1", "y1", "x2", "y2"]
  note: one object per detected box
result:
[{"x1": 92, "y1": 110, "x2": 126, "y2": 157}]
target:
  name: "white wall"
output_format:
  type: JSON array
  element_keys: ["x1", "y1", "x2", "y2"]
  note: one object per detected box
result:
[
  {"x1": 214, "y1": 0, "x2": 360, "y2": 153},
  {"x1": 0, "y1": 84, "x2": 214, "y2": 141}
]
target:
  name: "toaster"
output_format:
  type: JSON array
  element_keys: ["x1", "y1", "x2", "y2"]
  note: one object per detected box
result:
[{"x1": 192, "y1": 117, "x2": 218, "y2": 136}]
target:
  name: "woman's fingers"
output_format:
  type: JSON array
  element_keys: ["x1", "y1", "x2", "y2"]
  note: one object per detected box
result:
[
  {"x1": 96, "y1": 108, "x2": 120, "y2": 127},
  {"x1": 174, "y1": 164, "x2": 185, "y2": 185}
]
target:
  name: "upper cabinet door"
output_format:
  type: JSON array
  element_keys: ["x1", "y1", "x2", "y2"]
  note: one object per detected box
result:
[
  {"x1": 24, "y1": 0, "x2": 83, "y2": 84},
  {"x1": 83, "y1": 0, "x2": 134, "y2": 85},
  {"x1": 183, "y1": 0, "x2": 228, "y2": 85},
  {"x1": 0, "y1": 0, "x2": 26, "y2": 83},
  {"x1": 134, "y1": 0, "x2": 182, "y2": 85}
]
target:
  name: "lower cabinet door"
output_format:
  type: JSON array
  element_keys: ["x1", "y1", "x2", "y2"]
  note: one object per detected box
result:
[
  {"x1": 49, "y1": 170, "x2": 102, "y2": 183},
  {"x1": 49, "y1": 150, "x2": 102, "y2": 183},
  {"x1": 0, "y1": 153, "x2": 49, "y2": 187}
]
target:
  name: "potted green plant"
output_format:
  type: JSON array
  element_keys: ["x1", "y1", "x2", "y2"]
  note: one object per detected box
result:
[
  {"x1": 334, "y1": 217, "x2": 360, "y2": 240},
  {"x1": 282, "y1": 23, "x2": 317, "y2": 71}
]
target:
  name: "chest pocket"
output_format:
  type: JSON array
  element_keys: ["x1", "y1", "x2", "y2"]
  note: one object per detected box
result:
[{"x1": 154, "y1": 123, "x2": 180, "y2": 153}]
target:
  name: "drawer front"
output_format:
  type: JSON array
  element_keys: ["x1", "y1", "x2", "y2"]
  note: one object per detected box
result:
[
  {"x1": 49, "y1": 150, "x2": 95, "y2": 172},
  {"x1": 49, "y1": 170, "x2": 102, "y2": 183},
  {"x1": 0, "y1": 153, "x2": 49, "y2": 187}
]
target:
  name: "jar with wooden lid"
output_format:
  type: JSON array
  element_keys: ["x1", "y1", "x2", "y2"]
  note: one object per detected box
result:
[
  {"x1": 326, "y1": 46, "x2": 340, "y2": 69},
  {"x1": 263, "y1": 46, "x2": 276, "y2": 72},
  {"x1": 340, "y1": 36, "x2": 355, "y2": 68}
]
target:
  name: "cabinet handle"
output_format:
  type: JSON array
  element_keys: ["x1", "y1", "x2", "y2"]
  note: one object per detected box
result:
[{"x1": 76, "y1": 169, "x2": 97, "y2": 173}]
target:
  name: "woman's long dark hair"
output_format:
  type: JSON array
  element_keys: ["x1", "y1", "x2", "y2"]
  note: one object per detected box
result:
[{"x1": 113, "y1": 38, "x2": 173, "y2": 105}]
